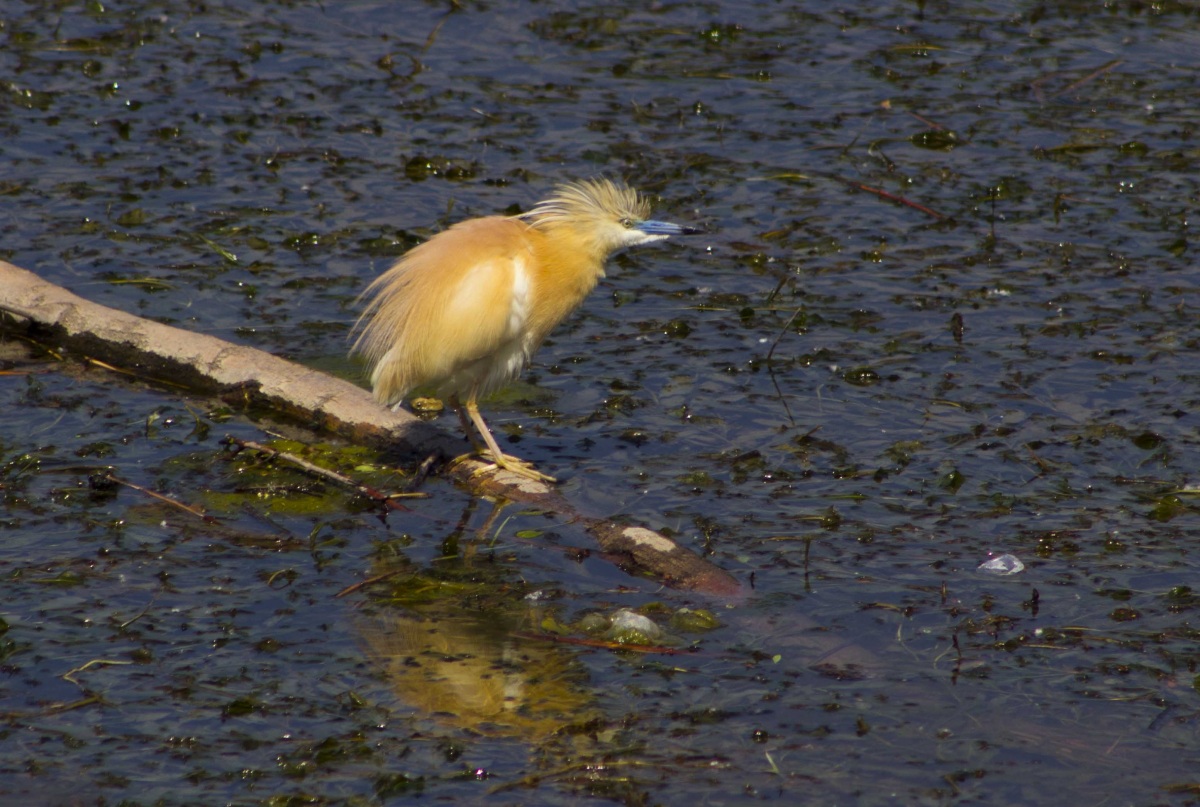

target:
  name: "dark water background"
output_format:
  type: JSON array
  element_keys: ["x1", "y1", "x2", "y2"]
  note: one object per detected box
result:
[{"x1": 2, "y1": 1, "x2": 1199, "y2": 804}]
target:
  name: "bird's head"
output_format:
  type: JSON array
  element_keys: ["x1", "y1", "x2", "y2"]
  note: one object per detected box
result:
[{"x1": 520, "y1": 179, "x2": 699, "y2": 258}]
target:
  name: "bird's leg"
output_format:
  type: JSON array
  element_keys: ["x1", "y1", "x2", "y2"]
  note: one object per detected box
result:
[
  {"x1": 447, "y1": 395, "x2": 556, "y2": 483},
  {"x1": 465, "y1": 399, "x2": 557, "y2": 484},
  {"x1": 451, "y1": 397, "x2": 489, "y2": 455}
]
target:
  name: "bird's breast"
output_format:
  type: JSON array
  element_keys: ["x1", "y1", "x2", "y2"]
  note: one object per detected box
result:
[
  {"x1": 430, "y1": 250, "x2": 538, "y2": 400},
  {"x1": 507, "y1": 256, "x2": 534, "y2": 341}
]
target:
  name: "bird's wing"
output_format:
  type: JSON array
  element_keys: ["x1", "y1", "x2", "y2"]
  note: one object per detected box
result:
[
  {"x1": 398, "y1": 218, "x2": 535, "y2": 393},
  {"x1": 354, "y1": 216, "x2": 536, "y2": 404},
  {"x1": 440, "y1": 249, "x2": 532, "y2": 365}
]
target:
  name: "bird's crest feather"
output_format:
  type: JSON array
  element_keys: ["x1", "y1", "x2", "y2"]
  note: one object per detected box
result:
[{"x1": 519, "y1": 178, "x2": 650, "y2": 230}]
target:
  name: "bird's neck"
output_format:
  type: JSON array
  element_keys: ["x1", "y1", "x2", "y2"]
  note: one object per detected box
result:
[{"x1": 523, "y1": 226, "x2": 610, "y2": 344}]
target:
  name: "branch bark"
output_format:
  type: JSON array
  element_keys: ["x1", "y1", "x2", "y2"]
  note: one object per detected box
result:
[{"x1": 0, "y1": 260, "x2": 741, "y2": 598}]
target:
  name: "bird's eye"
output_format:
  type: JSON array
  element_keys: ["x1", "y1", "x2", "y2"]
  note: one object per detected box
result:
[{"x1": 620, "y1": 217, "x2": 634, "y2": 229}]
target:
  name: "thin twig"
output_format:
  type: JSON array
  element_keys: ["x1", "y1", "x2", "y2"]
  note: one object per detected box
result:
[
  {"x1": 765, "y1": 309, "x2": 802, "y2": 366},
  {"x1": 334, "y1": 568, "x2": 413, "y2": 598},
  {"x1": 765, "y1": 309, "x2": 803, "y2": 428},
  {"x1": 0, "y1": 696, "x2": 103, "y2": 720},
  {"x1": 101, "y1": 470, "x2": 298, "y2": 546},
  {"x1": 830, "y1": 175, "x2": 946, "y2": 220},
  {"x1": 62, "y1": 658, "x2": 134, "y2": 687},
  {"x1": 422, "y1": 18, "x2": 446, "y2": 51},
  {"x1": 118, "y1": 596, "x2": 158, "y2": 629},
  {"x1": 1057, "y1": 59, "x2": 1123, "y2": 97},
  {"x1": 226, "y1": 437, "x2": 424, "y2": 512},
  {"x1": 907, "y1": 110, "x2": 947, "y2": 130},
  {"x1": 101, "y1": 472, "x2": 218, "y2": 523},
  {"x1": 762, "y1": 273, "x2": 801, "y2": 426}
]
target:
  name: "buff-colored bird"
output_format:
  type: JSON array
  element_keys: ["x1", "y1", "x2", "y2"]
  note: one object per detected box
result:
[{"x1": 352, "y1": 178, "x2": 697, "y2": 482}]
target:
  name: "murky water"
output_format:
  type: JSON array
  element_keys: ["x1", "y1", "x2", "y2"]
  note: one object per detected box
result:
[{"x1": 2, "y1": 1, "x2": 1198, "y2": 804}]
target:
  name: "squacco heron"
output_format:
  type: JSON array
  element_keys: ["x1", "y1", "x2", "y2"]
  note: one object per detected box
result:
[{"x1": 352, "y1": 178, "x2": 697, "y2": 482}]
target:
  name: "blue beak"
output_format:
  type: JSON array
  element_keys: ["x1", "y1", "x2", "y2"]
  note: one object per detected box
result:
[{"x1": 636, "y1": 220, "x2": 704, "y2": 236}]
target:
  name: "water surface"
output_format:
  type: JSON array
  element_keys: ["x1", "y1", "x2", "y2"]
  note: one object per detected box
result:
[{"x1": 2, "y1": 1, "x2": 1198, "y2": 804}]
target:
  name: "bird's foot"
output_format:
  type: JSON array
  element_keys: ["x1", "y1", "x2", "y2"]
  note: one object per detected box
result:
[
  {"x1": 450, "y1": 451, "x2": 557, "y2": 484},
  {"x1": 482, "y1": 450, "x2": 558, "y2": 483}
]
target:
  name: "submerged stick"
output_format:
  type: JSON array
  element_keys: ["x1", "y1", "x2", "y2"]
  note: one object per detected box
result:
[
  {"x1": 225, "y1": 436, "x2": 424, "y2": 513},
  {"x1": 831, "y1": 176, "x2": 947, "y2": 220}
]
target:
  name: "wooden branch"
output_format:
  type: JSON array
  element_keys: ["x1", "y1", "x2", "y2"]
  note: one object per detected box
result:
[{"x1": 0, "y1": 260, "x2": 741, "y2": 597}]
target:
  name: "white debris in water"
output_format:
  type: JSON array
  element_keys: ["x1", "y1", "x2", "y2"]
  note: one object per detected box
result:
[{"x1": 977, "y1": 553, "x2": 1025, "y2": 576}]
